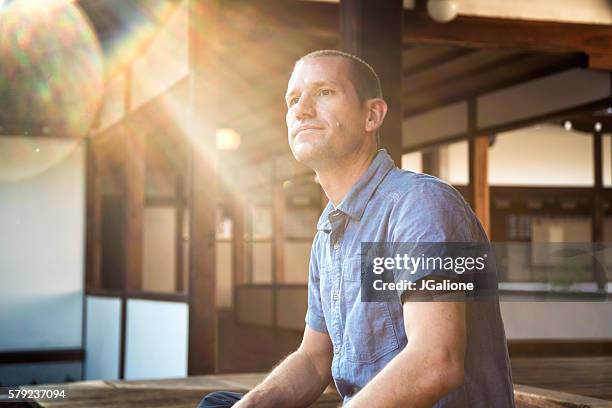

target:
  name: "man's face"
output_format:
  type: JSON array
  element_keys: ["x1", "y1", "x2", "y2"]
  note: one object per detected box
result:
[{"x1": 285, "y1": 57, "x2": 369, "y2": 168}]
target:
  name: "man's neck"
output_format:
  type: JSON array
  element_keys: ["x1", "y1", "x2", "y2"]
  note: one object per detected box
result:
[{"x1": 316, "y1": 148, "x2": 378, "y2": 207}]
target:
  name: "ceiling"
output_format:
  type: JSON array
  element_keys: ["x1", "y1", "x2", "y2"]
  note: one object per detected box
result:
[{"x1": 65, "y1": 1, "x2": 596, "y2": 158}]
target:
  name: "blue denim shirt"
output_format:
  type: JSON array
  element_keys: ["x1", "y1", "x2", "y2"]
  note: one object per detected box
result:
[{"x1": 305, "y1": 149, "x2": 515, "y2": 407}]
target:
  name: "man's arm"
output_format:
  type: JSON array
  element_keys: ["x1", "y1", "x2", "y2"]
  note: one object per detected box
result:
[
  {"x1": 235, "y1": 325, "x2": 334, "y2": 408},
  {"x1": 345, "y1": 299, "x2": 466, "y2": 408}
]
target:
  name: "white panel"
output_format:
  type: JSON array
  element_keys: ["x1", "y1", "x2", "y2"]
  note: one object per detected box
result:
[
  {"x1": 478, "y1": 69, "x2": 610, "y2": 129},
  {"x1": 142, "y1": 207, "x2": 176, "y2": 293},
  {"x1": 125, "y1": 299, "x2": 188, "y2": 380},
  {"x1": 252, "y1": 242, "x2": 272, "y2": 283},
  {"x1": 0, "y1": 139, "x2": 84, "y2": 351},
  {"x1": 284, "y1": 242, "x2": 310, "y2": 284},
  {"x1": 85, "y1": 296, "x2": 121, "y2": 380},
  {"x1": 501, "y1": 302, "x2": 612, "y2": 339},
  {"x1": 131, "y1": 0, "x2": 189, "y2": 109},
  {"x1": 439, "y1": 141, "x2": 469, "y2": 185},
  {"x1": 401, "y1": 152, "x2": 422, "y2": 172},
  {"x1": 403, "y1": 101, "x2": 467, "y2": 148},
  {"x1": 489, "y1": 125, "x2": 593, "y2": 186},
  {"x1": 457, "y1": 0, "x2": 612, "y2": 25},
  {"x1": 217, "y1": 241, "x2": 232, "y2": 308}
]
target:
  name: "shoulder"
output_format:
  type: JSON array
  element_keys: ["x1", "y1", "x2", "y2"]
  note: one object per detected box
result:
[
  {"x1": 380, "y1": 168, "x2": 467, "y2": 210},
  {"x1": 379, "y1": 169, "x2": 484, "y2": 242}
]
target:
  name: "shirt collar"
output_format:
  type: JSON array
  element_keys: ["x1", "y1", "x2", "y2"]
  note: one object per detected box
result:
[{"x1": 316, "y1": 149, "x2": 395, "y2": 231}]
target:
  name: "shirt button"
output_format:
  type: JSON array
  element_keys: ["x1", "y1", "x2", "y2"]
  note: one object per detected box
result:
[
  {"x1": 332, "y1": 292, "x2": 339, "y2": 301},
  {"x1": 333, "y1": 242, "x2": 340, "y2": 250},
  {"x1": 334, "y1": 347, "x2": 340, "y2": 355}
]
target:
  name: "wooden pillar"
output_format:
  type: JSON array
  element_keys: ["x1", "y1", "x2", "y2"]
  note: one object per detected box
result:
[
  {"x1": 422, "y1": 148, "x2": 441, "y2": 177},
  {"x1": 592, "y1": 131, "x2": 606, "y2": 290},
  {"x1": 272, "y1": 185, "x2": 286, "y2": 284},
  {"x1": 340, "y1": 0, "x2": 403, "y2": 165},
  {"x1": 121, "y1": 70, "x2": 144, "y2": 293},
  {"x1": 231, "y1": 191, "x2": 245, "y2": 286},
  {"x1": 175, "y1": 176, "x2": 185, "y2": 293},
  {"x1": 187, "y1": 0, "x2": 219, "y2": 375},
  {"x1": 85, "y1": 138, "x2": 102, "y2": 289},
  {"x1": 468, "y1": 100, "x2": 490, "y2": 237}
]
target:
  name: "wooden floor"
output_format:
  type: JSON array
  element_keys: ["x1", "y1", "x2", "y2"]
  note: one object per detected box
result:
[{"x1": 511, "y1": 356, "x2": 612, "y2": 401}]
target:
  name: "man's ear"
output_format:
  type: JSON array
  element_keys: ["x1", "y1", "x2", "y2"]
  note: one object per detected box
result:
[{"x1": 364, "y1": 98, "x2": 388, "y2": 133}]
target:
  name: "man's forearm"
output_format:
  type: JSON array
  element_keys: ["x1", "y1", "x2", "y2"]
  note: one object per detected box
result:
[
  {"x1": 236, "y1": 349, "x2": 330, "y2": 408},
  {"x1": 345, "y1": 344, "x2": 464, "y2": 408}
]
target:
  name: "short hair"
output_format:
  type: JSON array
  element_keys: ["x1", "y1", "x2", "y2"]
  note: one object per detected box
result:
[{"x1": 295, "y1": 49, "x2": 383, "y2": 103}]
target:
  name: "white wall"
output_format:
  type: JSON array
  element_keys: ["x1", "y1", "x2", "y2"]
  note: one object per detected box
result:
[
  {"x1": 456, "y1": 0, "x2": 612, "y2": 25},
  {"x1": 412, "y1": 125, "x2": 598, "y2": 187},
  {"x1": 501, "y1": 302, "x2": 612, "y2": 339},
  {"x1": 0, "y1": 137, "x2": 84, "y2": 352}
]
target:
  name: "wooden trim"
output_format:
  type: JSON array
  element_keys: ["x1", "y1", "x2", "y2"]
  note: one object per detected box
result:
[
  {"x1": 86, "y1": 288, "x2": 123, "y2": 298},
  {"x1": 118, "y1": 297, "x2": 127, "y2": 380},
  {"x1": 508, "y1": 339, "x2": 612, "y2": 357},
  {"x1": 0, "y1": 349, "x2": 85, "y2": 365},
  {"x1": 592, "y1": 131, "x2": 606, "y2": 290},
  {"x1": 125, "y1": 291, "x2": 189, "y2": 303}
]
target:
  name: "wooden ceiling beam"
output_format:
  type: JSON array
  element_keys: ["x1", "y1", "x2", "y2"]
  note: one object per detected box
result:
[{"x1": 403, "y1": 11, "x2": 612, "y2": 69}]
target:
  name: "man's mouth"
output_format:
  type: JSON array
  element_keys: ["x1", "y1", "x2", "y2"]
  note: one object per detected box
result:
[{"x1": 295, "y1": 126, "x2": 324, "y2": 137}]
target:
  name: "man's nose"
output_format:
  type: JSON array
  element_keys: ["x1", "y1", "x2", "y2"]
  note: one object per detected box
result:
[{"x1": 294, "y1": 94, "x2": 315, "y2": 120}]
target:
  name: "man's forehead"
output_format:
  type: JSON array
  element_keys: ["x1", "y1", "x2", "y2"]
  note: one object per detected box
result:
[{"x1": 287, "y1": 56, "x2": 351, "y2": 89}]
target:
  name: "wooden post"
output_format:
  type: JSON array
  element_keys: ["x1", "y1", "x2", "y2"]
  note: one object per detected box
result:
[
  {"x1": 592, "y1": 131, "x2": 606, "y2": 290},
  {"x1": 187, "y1": 0, "x2": 219, "y2": 375},
  {"x1": 122, "y1": 70, "x2": 144, "y2": 293},
  {"x1": 340, "y1": 0, "x2": 403, "y2": 165},
  {"x1": 272, "y1": 185, "x2": 286, "y2": 284},
  {"x1": 85, "y1": 138, "x2": 102, "y2": 289},
  {"x1": 468, "y1": 99, "x2": 490, "y2": 237},
  {"x1": 175, "y1": 175, "x2": 185, "y2": 293}
]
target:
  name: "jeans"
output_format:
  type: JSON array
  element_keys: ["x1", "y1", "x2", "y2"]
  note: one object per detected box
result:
[{"x1": 197, "y1": 391, "x2": 244, "y2": 407}]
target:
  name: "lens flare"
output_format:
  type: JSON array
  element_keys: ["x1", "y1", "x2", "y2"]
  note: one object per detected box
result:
[{"x1": 0, "y1": 0, "x2": 103, "y2": 181}]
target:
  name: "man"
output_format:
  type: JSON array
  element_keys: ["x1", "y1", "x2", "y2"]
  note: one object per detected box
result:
[{"x1": 198, "y1": 50, "x2": 515, "y2": 407}]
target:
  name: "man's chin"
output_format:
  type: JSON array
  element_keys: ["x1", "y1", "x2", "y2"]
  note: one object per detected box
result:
[{"x1": 291, "y1": 144, "x2": 325, "y2": 166}]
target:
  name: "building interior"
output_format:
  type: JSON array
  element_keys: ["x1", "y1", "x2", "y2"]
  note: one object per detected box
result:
[{"x1": 1, "y1": 0, "x2": 612, "y2": 407}]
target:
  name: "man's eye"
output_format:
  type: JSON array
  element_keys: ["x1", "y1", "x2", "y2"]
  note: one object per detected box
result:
[
  {"x1": 289, "y1": 96, "x2": 299, "y2": 107},
  {"x1": 319, "y1": 89, "x2": 333, "y2": 96}
]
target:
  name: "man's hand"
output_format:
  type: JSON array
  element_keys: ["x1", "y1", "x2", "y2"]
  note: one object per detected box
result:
[
  {"x1": 234, "y1": 326, "x2": 334, "y2": 408},
  {"x1": 345, "y1": 298, "x2": 466, "y2": 408}
]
